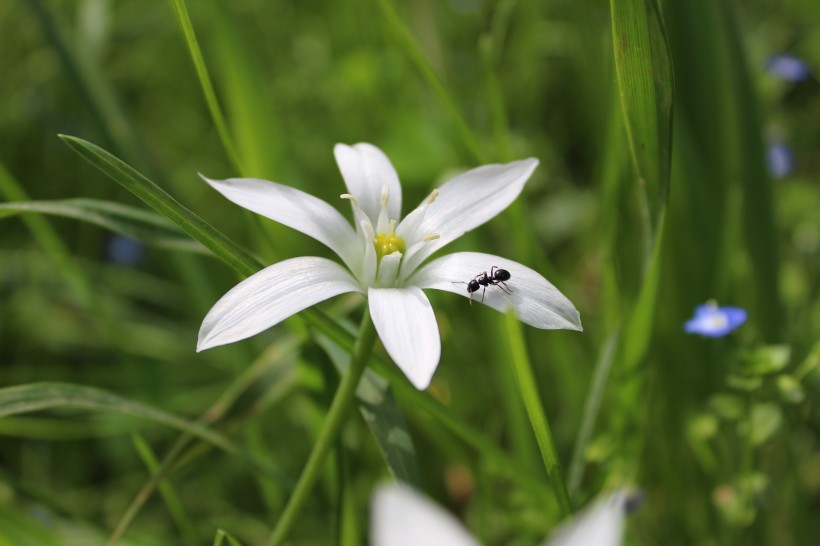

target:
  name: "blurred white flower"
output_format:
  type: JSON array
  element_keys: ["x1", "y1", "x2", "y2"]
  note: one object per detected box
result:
[
  {"x1": 197, "y1": 143, "x2": 581, "y2": 389},
  {"x1": 371, "y1": 483, "x2": 629, "y2": 546}
]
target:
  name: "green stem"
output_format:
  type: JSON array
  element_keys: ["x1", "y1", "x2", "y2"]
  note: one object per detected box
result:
[
  {"x1": 266, "y1": 310, "x2": 377, "y2": 546},
  {"x1": 503, "y1": 312, "x2": 572, "y2": 516}
]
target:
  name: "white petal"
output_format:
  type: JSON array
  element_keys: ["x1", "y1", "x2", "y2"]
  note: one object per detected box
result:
[
  {"x1": 376, "y1": 251, "x2": 402, "y2": 287},
  {"x1": 543, "y1": 492, "x2": 627, "y2": 546},
  {"x1": 198, "y1": 257, "x2": 362, "y2": 351},
  {"x1": 369, "y1": 287, "x2": 441, "y2": 390},
  {"x1": 371, "y1": 484, "x2": 479, "y2": 546},
  {"x1": 201, "y1": 175, "x2": 361, "y2": 272},
  {"x1": 334, "y1": 143, "x2": 402, "y2": 226},
  {"x1": 397, "y1": 158, "x2": 538, "y2": 276},
  {"x1": 409, "y1": 252, "x2": 582, "y2": 331}
]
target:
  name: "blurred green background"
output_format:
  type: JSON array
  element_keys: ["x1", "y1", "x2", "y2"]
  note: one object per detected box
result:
[{"x1": 1, "y1": 0, "x2": 819, "y2": 544}]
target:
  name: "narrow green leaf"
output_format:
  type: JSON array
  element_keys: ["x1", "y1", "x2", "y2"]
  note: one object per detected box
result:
[
  {"x1": 0, "y1": 383, "x2": 288, "y2": 486},
  {"x1": 374, "y1": 0, "x2": 483, "y2": 162},
  {"x1": 58, "y1": 135, "x2": 262, "y2": 277},
  {"x1": 132, "y1": 433, "x2": 199, "y2": 546},
  {"x1": 610, "y1": 0, "x2": 674, "y2": 236},
  {"x1": 167, "y1": 0, "x2": 243, "y2": 174},
  {"x1": 0, "y1": 198, "x2": 207, "y2": 255}
]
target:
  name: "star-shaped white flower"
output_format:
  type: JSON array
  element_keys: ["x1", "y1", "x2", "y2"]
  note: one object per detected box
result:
[
  {"x1": 370, "y1": 483, "x2": 628, "y2": 546},
  {"x1": 197, "y1": 143, "x2": 581, "y2": 389}
]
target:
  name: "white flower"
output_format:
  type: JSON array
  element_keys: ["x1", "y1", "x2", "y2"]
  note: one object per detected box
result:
[
  {"x1": 197, "y1": 143, "x2": 581, "y2": 389},
  {"x1": 370, "y1": 483, "x2": 628, "y2": 546}
]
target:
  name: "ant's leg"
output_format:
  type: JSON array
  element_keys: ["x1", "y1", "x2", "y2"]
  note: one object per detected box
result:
[
  {"x1": 481, "y1": 286, "x2": 487, "y2": 302},
  {"x1": 498, "y1": 281, "x2": 513, "y2": 294},
  {"x1": 490, "y1": 266, "x2": 497, "y2": 277}
]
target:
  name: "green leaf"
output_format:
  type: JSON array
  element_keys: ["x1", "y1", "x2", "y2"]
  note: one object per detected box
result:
[
  {"x1": 610, "y1": 0, "x2": 674, "y2": 236},
  {"x1": 0, "y1": 383, "x2": 288, "y2": 486},
  {"x1": 776, "y1": 375, "x2": 805, "y2": 404},
  {"x1": 709, "y1": 393, "x2": 744, "y2": 420},
  {"x1": 0, "y1": 198, "x2": 207, "y2": 255},
  {"x1": 727, "y1": 374, "x2": 762, "y2": 392},
  {"x1": 315, "y1": 329, "x2": 421, "y2": 486},
  {"x1": 744, "y1": 345, "x2": 791, "y2": 376},
  {"x1": 58, "y1": 135, "x2": 262, "y2": 277},
  {"x1": 746, "y1": 403, "x2": 782, "y2": 445}
]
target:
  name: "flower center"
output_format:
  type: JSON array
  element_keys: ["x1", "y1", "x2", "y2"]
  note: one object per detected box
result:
[{"x1": 374, "y1": 230, "x2": 406, "y2": 261}]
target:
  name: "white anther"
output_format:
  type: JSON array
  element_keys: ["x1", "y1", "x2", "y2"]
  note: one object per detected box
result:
[
  {"x1": 427, "y1": 189, "x2": 439, "y2": 205},
  {"x1": 422, "y1": 233, "x2": 440, "y2": 242},
  {"x1": 340, "y1": 193, "x2": 357, "y2": 203},
  {"x1": 388, "y1": 219, "x2": 396, "y2": 232}
]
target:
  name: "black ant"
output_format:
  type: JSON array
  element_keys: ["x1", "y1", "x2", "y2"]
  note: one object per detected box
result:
[{"x1": 454, "y1": 266, "x2": 512, "y2": 304}]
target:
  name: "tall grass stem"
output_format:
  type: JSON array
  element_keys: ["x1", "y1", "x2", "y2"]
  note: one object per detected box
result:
[{"x1": 503, "y1": 312, "x2": 573, "y2": 516}]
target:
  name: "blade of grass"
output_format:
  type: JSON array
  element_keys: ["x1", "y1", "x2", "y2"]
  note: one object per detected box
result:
[
  {"x1": 59, "y1": 135, "x2": 261, "y2": 277},
  {"x1": 503, "y1": 312, "x2": 572, "y2": 516},
  {"x1": 0, "y1": 162, "x2": 94, "y2": 305},
  {"x1": 167, "y1": 0, "x2": 243, "y2": 174},
  {"x1": 567, "y1": 329, "x2": 620, "y2": 496},
  {"x1": 106, "y1": 337, "x2": 300, "y2": 546},
  {"x1": 0, "y1": 198, "x2": 207, "y2": 255},
  {"x1": 0, "y1": 382, "x2": 288, "y2": 486},
  {"x1": 131, "y1": 433, "x2": 200, "y2": 546},
  {"x1": 374, "y1": 0, "x2": 483, "y2": 163},
  {"x1": 610, "y1": 0, "x2": 674, "y2": 242}
]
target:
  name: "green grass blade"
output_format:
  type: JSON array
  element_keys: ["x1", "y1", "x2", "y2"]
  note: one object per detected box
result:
[
  {"x1": 0, "y1": 198, "x2": 207, "y2": 255},
  {"x1": 201, "y1": 0, "x2": 281, "y2": 180},
  {"x1": 0, "y1": 382, "x2": 288, "y2": 486},
  {"x1": 132, "y1": 433, "x2": 199, "y2": 546},
  {"x1": 567, "y1": 329, "x2": 620, "y2": 496},
  {"x1": 610, "y1": 0, "x2": 674, "y2": 238},
  {"x1": 0, "y1": 162, "x2": 94, "y2": 305},
  {"x1": 374, "y1": 0, "x2": 483, "y2": 162},
  {"x1": 59, "y1": 134, "x2": 261, "y2": 276},
  {"x1": 503, "y1": 312, "x2": 572, "y2": 516},
  {"x1": 167, "y1": 0, "x2": 244, "y2": 174}
]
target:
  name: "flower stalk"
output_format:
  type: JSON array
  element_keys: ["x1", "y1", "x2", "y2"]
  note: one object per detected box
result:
[{"x1": 266, "y1": 309, "x2": 378, "y2": 546}]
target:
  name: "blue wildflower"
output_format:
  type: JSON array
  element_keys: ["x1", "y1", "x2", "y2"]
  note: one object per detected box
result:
[
  {"x1": 685, "y1": 302, "x2": 747, "y2": 338},
  {"x1": 105, "y1": 234, "x2": 145, "y2": 266},
  {"x1": 766, "y1": 54, "x2": 810, "y2": 82},
  {"x1": 767, "y1": 141, "x2": 794, "y2": 179}
]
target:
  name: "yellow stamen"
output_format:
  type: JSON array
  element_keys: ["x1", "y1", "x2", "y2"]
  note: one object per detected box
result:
[{"x1": 374, "y1": 230, "x2": 406, "y2": 261}]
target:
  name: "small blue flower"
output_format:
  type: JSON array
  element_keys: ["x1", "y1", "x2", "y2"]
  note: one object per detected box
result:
[
  {"x1": 685, "y1": 302, "x2": 747, "y2": 338},
  {"x1": 105, "y1": 234, "x2": 145, "y2": 266},
  {"x1": 767, "y1": 141, "x2": 794, "y2": 179},
  {"x1": 766, "y1": 54, "x2": 810, "y2": 82}
]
